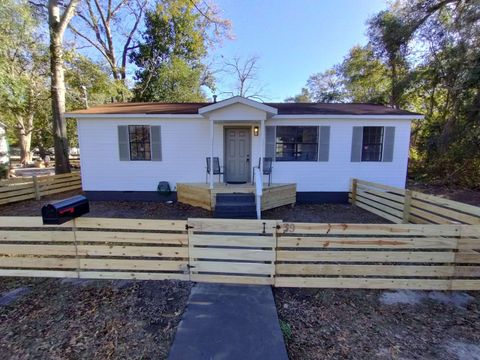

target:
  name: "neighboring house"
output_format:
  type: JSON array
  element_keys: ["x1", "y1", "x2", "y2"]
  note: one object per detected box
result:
[
  {"x1": 66, "y1": 96, "x2": 423, "y2": 203},
  {"x1": 0, "y1": 122, "x2": 9, "y2": 166}
]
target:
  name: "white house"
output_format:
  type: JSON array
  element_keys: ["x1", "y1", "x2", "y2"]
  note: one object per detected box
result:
[{"x1": 66, "y1": 96, "x2": 422, "y2": 205}]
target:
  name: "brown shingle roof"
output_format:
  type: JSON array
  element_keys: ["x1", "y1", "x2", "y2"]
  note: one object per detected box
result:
[{"x1": 67, "y1": 101, "x2": 421, "y2": 116}]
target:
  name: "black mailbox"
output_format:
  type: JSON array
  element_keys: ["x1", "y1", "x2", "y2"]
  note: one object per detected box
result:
[{"x1": 42, "y1": 195, "x2": 89, "y2": 225}]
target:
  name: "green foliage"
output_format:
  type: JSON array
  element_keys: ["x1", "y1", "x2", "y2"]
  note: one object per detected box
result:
[
  {"x1": 131, "y1": 0, "x2": 212, "y2": 102},
  {"x1": 339, "y1": 46, "x2": 390, "y2": 104},
  {"x1": 306, "y1": 69, "x2": 345, "y2": 103},
  {"x1": 64, "y1": 52, "x2": 130, "y2": 110},
  {"x1": 288, "y1": 0, "x2": 480, "y2": 188}
]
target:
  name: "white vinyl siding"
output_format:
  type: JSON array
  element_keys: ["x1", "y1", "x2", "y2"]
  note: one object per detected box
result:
[{"x1": 77, "y1": 117, "x2": 411, "y2": 192}]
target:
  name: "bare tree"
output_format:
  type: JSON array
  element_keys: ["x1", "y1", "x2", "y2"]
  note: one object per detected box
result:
[
  {"x1": 48, "y1": 0, "x2": 80, "y2": 174},
  {"x1": 68, "y1": 0, "x2": 148, "y2": 85},
  {"x1": 222, "y1": 55, "x2": 265, "y2": 100}
]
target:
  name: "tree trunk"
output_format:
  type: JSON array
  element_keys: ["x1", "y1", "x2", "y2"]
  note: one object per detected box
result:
[
  {"x1": 50, "y1": 33, "x2": 71, "y2": 174},
  {"x1": 18, "y1": 113, "x2": 34, "y2": 165},
  {"x1": 48, "y1": 0, "x2": 79, "y2": 174}
]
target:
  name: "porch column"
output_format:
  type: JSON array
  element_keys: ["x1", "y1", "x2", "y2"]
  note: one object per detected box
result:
[
  {"x1": 260, "y1": 119, "x2": 266, "y2": 178},
  {"x1": 209, "y1": 119, "x2": 214, "y2": 190}
]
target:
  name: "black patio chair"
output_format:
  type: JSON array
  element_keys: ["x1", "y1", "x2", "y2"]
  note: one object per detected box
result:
[
  {"x1": 206, "y1": 157, "x2": 224, "y2": 183},
  {"x1": 263, "y1": 157, "x2": 273, "y2": 186}
]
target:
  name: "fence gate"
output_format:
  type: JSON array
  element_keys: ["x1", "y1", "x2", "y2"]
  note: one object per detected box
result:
[{"x1": 187, "y1": 218, "x2": 279, "y2": 285}]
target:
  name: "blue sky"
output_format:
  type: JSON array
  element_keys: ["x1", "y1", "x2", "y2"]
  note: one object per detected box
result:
[{"x1": 210, "y1": 0, "x2": 388, "y2": 101}]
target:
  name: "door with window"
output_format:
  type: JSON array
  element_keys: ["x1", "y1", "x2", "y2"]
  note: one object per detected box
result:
[{"x1": 224, "y1": 127, "x2": 251, "y2": 183}]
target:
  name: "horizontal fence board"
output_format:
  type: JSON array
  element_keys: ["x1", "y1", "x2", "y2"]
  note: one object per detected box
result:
[
  {"x1": 190, "y1": 248, "x2": 275, "y2": 262},
  {"x1": 278, "y1": 236, "x2": 459, "y2": 249},
  {"x1": 37, "y1": 179, "x2": 81, "y2": 190},
  {"x1": 190, "y1": 234, "x2": 275, "y2": 247},
  {"x1": 79, "y1": 259, "x2": 187, "y2": 271},
  {"x1": 455, "y1": 252, "x2": 480, "y2": 264},
  {"x1": 0, "y1": 230, "x2": 75, "y2": 242},
  {"x1": 275, "y1": 277, "x2": 451, "y2": 290},
  {"x1": 0, "y1": 244, "x2": 76, "y2": 256},
  {"x1": 356, "y1": 180, "x2": 406, "y2": 195},
  {"x1": 77, "y1": 245, "x2": 187, "y2": 258},
  {"x1": 39, "y1": 184, "x2": 82, "y2": 197},
  {"x1": 409, "y1": 206, "x2": 457, "y2": 225},
  {"x1": 458, "y1": 239, "x2": 480, "y2": 250},
  {"x1": 74, "y1": 217, "x2": 186, "y2": 231},
  {"x1": 412, "y1": 191, "x2": 480, "y2": 218},
  {"x1": 0, "y1": 217, "x2": 71, "y2": 228},
  {"x1": 276, "y1": 264, "x2": 455, "y2": 277},
  {"x1": 189, "y1": 218, "x2": 278, "y2": 234},
  {"x1": 75, "y1": 231, "x2": 188, "y2": 245},
  {"x1": 279, "y1": 223, "x2": 462, "y2": 236},
  {"x1": 191, "y1": 261, "x2": 273, "y2": 275},
  {"x1": 355, "y1": 200, "x2": 403, "y2": 224},
  {"x1": 411, "y1": 199, "x2": 480, "y2": 225},
  {"x1": 357, "y1": 185, "x2": 405, "y2": 203},
  {"x1": 0, "y1": 269, "x2": 78, "y2": 278},
  {"x1": 277, "y1": 250, "x2": 454, "y2": 263},
  {"x1": 78, "y1": 271, "x2": 189, "y2": 281},
  {"x1": 0, "y1": 186, "x2": 36, "y2": 199},
  {"x1": 451, "y1": 280, "x2": 480, "y2": 290},
  {"x1": 0, "y1": 193, "x2": 36, "y2": 205},
  {"x1": 455, "y1": 266, "x2": 480, "y2": 277},
  {"x1": 190, "y1": 274, "x2": 273, "y2": 285},
  {"x1": 0, "y1": 257, "x2": 78, "y2": 269}
]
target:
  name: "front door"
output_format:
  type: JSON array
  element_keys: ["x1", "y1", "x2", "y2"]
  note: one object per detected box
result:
[{"x1": 224, "y1": 127, "x2": 251, "y2": 183}]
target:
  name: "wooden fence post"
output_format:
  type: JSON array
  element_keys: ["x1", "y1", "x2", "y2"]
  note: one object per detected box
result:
[
  {"x1": 72, "y1": 218, "x2": 80, "y2": 279},
  {"x1": 350, "y1": 178, "x2": 358, "y2": 205},
  {"x1": 32, "y1": 175, "x2": 40, "y2": 200},
  {"x1": 402, "y1": 189, "x2": 412, "y2": 223}
]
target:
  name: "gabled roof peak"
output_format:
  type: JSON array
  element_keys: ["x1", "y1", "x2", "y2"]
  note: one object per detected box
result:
[{"x1": 198, "y1": 96, "x2": 278, "y2": 116}]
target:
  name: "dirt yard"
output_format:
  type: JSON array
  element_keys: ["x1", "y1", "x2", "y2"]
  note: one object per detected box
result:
[
  {"x1": 0, "y1": 277, "x2": 192, "y2": 359},
  {"x1": 0, "y1": 189, "x2": 388, "y2": 223},
  {"x1": 275, "y1": 288, "x2": 480, "y2": 360}
]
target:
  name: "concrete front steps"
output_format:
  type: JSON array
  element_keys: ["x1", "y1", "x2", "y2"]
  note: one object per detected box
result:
[{"x1": 214, "y1": 193, "x2": 257, "y2": 219}]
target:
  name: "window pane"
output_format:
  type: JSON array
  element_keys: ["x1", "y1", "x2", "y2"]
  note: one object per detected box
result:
[
  {"x1": 128, "y1": 125, "x2": 151, "y2": 161},
  {"x1": 361, "y1": 127, "x2": 383, "y2": 162},
  {"x1": 275, "y1": 126, "x2": 318, "y2": 162}
]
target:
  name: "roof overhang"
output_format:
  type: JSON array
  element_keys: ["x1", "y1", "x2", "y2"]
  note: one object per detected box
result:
[
  {"x1": 65, "y1": 113, "x2": 203, "y2": 119},
  {"x1": 272, "y1": 114, "x2": 424, "y2": 120},
  {"x1": 198, "y1": 96, "x2": 278, "y2": 117}
]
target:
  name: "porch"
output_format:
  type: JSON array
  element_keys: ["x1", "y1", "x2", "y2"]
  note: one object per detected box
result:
[{"x1": 177, "y1": 182, "x2": 296, "y2": 211}]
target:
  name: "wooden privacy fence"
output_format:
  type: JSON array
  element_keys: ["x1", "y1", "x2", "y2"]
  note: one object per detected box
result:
[
  {"x1": 0, "y1": 172, "x2": 82, "y2": 205},
  {"x1": 0, "y1": 217, "x2": 479, "y2": 290},
  {"x1": 350, "y1": 179, "x2": 480, "y2": 225}
]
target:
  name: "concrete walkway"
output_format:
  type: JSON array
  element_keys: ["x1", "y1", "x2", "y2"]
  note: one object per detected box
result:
[{"x1": 168, "y1": 283, "x2": 288, "y2": 360}]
